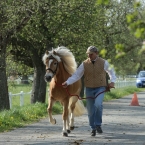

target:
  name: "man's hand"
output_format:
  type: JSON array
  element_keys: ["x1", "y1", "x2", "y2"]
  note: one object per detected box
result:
[
  {"x1": 109, "y1": 82, "x2": 115, "y2": 88},
  {"x1": 62, "y1": 81, "x2": 68, "y2": 88}
]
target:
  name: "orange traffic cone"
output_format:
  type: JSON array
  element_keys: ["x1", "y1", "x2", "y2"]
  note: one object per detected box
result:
[{"x1": 130, "y1": 92, "x2": 140, "y2": 106}]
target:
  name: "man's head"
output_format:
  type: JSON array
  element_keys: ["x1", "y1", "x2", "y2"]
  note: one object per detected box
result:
[
  {"x1": 86, "y1": 46, "x2": 98, "y2": 54},
  {"x1": 86, "y1": 46, "x2": 98, "y2": 60}
]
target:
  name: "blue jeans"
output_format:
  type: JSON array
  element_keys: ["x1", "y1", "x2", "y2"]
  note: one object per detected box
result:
[{"x1": 85, "y1": 87, "x2": 106, "y2": 130}]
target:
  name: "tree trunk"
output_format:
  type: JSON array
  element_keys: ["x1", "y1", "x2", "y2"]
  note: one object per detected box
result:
[
  {"x1": 30, "y1": 47, "x2": 47, "y2": 104},
  {"x1": 0, "y1": 52, "x2": 10, "y2": 110},
  {"x1": 31, "y1": 65, "x2": 46, "y2": 103}
]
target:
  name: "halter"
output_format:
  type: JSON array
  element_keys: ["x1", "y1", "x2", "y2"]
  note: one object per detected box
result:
[
  {"x1": 46, "y1": 67, "x2": 58, "y2": 75},
  {"x1": 46, "y1": 56, "x2": 58, "y2": 75}
]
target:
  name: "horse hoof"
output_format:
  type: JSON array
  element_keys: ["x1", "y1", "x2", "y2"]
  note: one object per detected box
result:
[
  {"x1": 62, "y1": 132, "x2": 68, "y2": 137},
  {"x1": 53, "y1": 119, "x2": 56, "y2": 124},
  {"x1": 70, "y1": 126, "x2": 75, "y2": 130},
  {"x1": 67, "y1": 130, "x2": 71, "y2": 133},
  {"x1": 50, "y1": 118, "x2": 56, "y2": 124}
]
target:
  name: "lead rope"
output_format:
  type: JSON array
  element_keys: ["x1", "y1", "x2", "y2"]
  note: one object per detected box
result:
[{"x1": 55, "y1": 81, "x2": 114, "y2": 100}]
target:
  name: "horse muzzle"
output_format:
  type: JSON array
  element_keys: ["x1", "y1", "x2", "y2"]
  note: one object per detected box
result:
[{"x1": 44, "y1": 74, "x2": 52, "y2": 82}]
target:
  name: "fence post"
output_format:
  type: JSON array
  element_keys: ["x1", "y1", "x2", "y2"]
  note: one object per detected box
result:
[
  {"x1": 20, "y1": 91, "x2": 24, "y2": 106},
  {"x1": 9, "y1": 92, "x2": 12, "y2": 109}
]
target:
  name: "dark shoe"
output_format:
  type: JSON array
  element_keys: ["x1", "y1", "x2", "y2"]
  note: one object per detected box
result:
[
  {"x1": 91, "y1": 130, "x2": 96, "y2": 136},
  {"x1": 96, "y1": 126, "x2": 103, "y2": 133}
]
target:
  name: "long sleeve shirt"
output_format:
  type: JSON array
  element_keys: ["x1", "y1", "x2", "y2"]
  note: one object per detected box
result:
[{"x1": 66, "y1": 60, "x2": 117, "y2": 86}]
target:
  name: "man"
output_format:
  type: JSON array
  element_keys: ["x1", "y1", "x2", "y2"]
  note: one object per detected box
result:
[{"x1": 62, "y1": 46, "x2": 116, "y2": 136}]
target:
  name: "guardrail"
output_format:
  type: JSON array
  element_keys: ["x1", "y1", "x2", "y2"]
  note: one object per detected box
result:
[
  {"x1": 115, "y1": 80, "x2": 136, "y2": 88},
  {"x1": 8, "y1": 80, "x2": 136, "y2": 109},
  {"x1": 9, "y1": 90, "x2": 32, "y2": 109},
  {"x1": 8, "y1": 79, "x2": 136, "y2": 87}
]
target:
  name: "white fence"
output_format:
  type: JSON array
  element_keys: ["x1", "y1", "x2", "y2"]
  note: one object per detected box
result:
[
  {"x1": 9, "y1": 90, "x2": 32, "y2": 109},
  {"x1": 8, "y1": 80, "x2": 136, "y2": 109},
  {"x1": 115, "y1": 80, "x2": 136, "y2": 88}
]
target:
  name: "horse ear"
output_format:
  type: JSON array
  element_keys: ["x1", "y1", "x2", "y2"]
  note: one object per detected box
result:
[
  {"x1": 53, "y1": 51, "x2": 57, "y2": 55},
  {"x1": 45, "y1": 50, "x2": 49, "y2": 55}
]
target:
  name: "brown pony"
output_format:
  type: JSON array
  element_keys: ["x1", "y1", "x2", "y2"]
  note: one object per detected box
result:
[{"x1": 42, "y1": 46, "x2": 86, "y2": 137}]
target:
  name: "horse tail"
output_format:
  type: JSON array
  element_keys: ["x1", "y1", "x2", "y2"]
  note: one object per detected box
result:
[{"x1": 69, "y1": 97, "x2": 86, "y2": 117}]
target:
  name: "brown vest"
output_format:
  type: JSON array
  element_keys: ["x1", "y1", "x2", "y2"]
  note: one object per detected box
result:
[{"x1": 83, "y1": 57, "x2": 107, "y2": 88}]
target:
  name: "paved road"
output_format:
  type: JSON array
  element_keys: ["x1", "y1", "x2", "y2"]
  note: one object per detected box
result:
[{"x1": 0, "y1": 92, "x2": 145, "y2": 145}]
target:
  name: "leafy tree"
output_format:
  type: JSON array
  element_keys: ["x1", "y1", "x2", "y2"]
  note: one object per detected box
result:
[
  {"x1": 6, "y1": 53, "x2": 33, "y2": 84},
  {"x1": 10, "y1": 0, "x2": 100, "y2": 101},
  {"x1": 0, "y1": 0, "x2": 38, "y2": 110},
  {"x1": 126, "y1": 1, "x2": 145, "y2": 56},
  {"x1": 93, "y1": 0, "x2": 144, "y2": 75}
]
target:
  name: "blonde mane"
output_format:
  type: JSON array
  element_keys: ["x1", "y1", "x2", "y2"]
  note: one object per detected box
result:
[{"x1": 43, "y1": 46, "x2": 77, "y2": 75}]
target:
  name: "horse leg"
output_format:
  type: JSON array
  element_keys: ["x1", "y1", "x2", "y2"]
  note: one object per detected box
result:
[
  {"x1": 70, "y1": 113, "x2": 75, "y2": 130},
  {"x1": 47, "y1": 97, "x2": 56, "y2": 124},
  {"x1": 69, "y1": 97, "x2": 78, "y2": 130},
  {"x1": 69, "y1": 104, "x2": 75, "y2": 130},
  {"x1": 66, "y1": 115, "x2": 71, "y2": 133},
  {"x1": 62, "y1": 101, "x2": 69, "y2": 137}
]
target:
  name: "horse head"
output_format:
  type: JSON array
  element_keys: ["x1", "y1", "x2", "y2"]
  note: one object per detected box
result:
[
  {"x1": 42, "y1": 49, "x2": 61, "y2": 82},
  {"x1": 43, "y1": 46, "x2": 77, "y2": 83}
]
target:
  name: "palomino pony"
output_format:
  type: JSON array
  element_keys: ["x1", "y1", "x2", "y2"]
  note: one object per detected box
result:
[{"x1": 42, "y1": 46, "x2": 86, "y2": 137}]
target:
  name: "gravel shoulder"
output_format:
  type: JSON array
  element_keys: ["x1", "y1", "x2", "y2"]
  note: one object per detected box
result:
[{"x1": 0, "y1": 92, "x2": 145, "y2": 145}]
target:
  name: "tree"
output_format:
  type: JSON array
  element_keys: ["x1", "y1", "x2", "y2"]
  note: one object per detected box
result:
[
  {"x1": 0, "y1": 0, "x2": 37, "y2": 110},
  {"x1": 118, "y1": 0, "x2": 145, "y2": 72},
  {"x1": 93, "y1": 0, "x2": 144, "y2": 75},
  {"x1": 10, "y1": 0, "x2": 99, "y2": 102}
]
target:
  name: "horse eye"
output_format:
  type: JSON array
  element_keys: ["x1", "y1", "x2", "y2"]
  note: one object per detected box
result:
[{"x1": 54, "y1": 62, "x2": 57, "y2": 65}]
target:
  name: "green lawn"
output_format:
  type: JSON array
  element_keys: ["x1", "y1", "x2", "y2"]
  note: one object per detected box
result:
[
  {"x1": 8, "y1": 83, "x2": 49, "y2": 108},
  {"x1": 9, "y1": 83, "x2": 33, "y2": 107}
]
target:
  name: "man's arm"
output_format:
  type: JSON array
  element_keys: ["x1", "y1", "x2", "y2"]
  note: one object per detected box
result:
[
  {"x1": 62, "y1": 63, "x2": 84, "y2": 88},
  {"x1": 104, "y1": 60, "x2": 117, "y2": 88}
]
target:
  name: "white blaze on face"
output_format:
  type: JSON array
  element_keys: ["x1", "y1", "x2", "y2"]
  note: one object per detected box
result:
[{"x1": 47, "y1": 59, "x2": 54, "y2": 77}]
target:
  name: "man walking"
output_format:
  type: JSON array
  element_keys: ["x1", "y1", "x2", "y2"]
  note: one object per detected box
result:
[{"x1": 62, "y1": 46, "x2": 116, "y2": 136}]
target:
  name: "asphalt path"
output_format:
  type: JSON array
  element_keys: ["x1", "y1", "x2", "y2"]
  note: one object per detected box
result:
[{"x1": 0, "y1": 92, "x2": 145, "y2": 145}]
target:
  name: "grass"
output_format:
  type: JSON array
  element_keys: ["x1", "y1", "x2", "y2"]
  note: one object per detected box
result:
[
  {"x1": 104, "y1": 86, "x2": 145, "y2": 101},
  {"x1": 0, "y1": 103, "x2": 46, "y2": 132},
  {"x1": 9, "y1": 83, "x2": 33, "y2": 106},
  {"x1": 0, "y1": 102, "x2": 62, "y2": 133},
  {"x1": 8, "y1": 82, "x2": 49, "y2": 107},
  {"x1": 0, "y1": 84, "x2": 145, "y2": 133}
]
